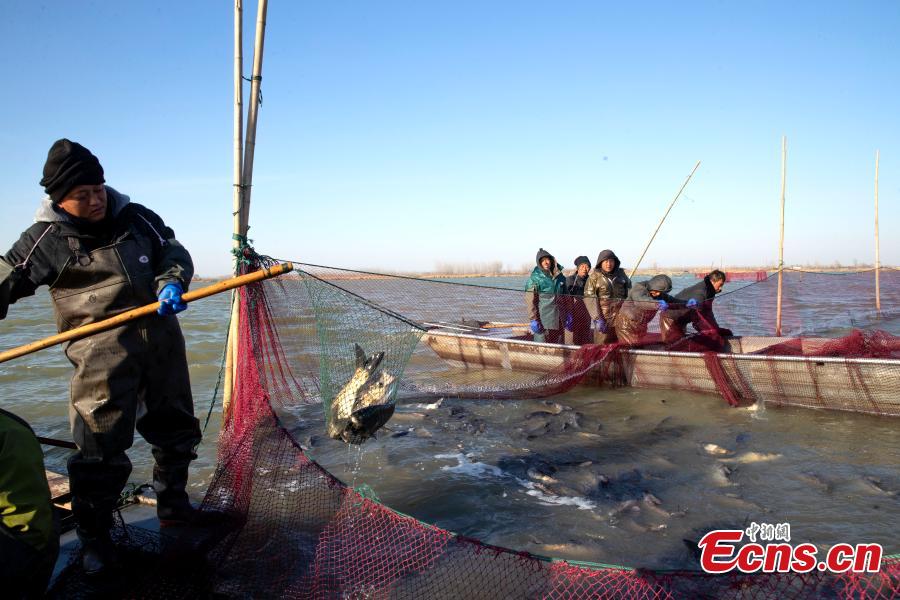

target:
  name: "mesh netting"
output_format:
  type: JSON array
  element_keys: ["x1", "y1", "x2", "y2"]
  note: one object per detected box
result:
[
  {"x1": 49, "y1": 264, "x2": 899, "y2": 597},
  {"x1": 287, "y1": 265, "x2": 900, "y2": 417}
]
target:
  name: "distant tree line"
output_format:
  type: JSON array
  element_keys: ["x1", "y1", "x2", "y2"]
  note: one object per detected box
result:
[{"x1": 433, "y1": 261, "x2": 514, "y2": 275}]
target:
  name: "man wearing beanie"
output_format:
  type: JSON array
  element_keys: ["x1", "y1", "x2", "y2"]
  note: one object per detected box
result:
[
  {"x1": 563, "y1": 256, "x2": 593, "y2": 345},
  {"x1": 0, "y1": 139, "x2": 202, "y2": 577}
]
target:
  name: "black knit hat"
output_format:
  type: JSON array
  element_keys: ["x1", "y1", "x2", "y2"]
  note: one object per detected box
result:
[
  {"x1": 39, "y1": 139, "x2": 105, "y2": 203},
  {"x1": 574, "y1": 256, "x2": 591, "y2": 268}
]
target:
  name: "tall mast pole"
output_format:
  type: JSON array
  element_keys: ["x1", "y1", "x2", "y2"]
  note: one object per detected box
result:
[
  {"x1": 240, "y1": 0, "x2": 269, "y2": 233},
  {"x1": 875, "y1": 149, "x2": 881, "y2": 313},
  {"x1": 232, "y1": 0, "x2": 245, "y2": 258},
  {"x1": 775, "y1": 136, "x2": 786, "y2": 337},
  {"x1": 224, "y1": 0, "x2": 244, "y2": 419}
]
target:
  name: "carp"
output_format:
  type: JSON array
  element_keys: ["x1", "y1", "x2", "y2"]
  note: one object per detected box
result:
[{"x1": 327, "y1": 344, "x2": 397, "y2": 444}]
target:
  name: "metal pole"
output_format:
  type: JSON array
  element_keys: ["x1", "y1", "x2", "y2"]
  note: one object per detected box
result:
[{"x1": 775, "y1": 136, "x2": 786, "y2": 336}]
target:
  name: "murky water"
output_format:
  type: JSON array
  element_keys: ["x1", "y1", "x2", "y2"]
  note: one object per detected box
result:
[{"x1": 1, "y1": 274, "x2": 897, "y2": 569}]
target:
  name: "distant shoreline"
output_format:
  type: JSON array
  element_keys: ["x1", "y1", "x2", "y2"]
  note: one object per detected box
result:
[{"x1": 193, "y1": 265, "x2": 892, "y2": 281}]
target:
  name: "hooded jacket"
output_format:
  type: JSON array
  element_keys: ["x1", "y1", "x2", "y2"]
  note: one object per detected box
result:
[
  {"x1": 0, "y1": 186, "x2": 193, "y2": 322},
  {"x1": 525, "y1": 248, "x2": 566, "y2": 326},
  {"x1": 615, "y1": 274, "x2": 680, "y2": 344},
  {"x1": 583, "y1": 249, "x2": 631, "y2": 323}
]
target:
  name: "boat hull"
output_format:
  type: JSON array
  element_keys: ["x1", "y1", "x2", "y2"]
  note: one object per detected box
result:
[{"x1": 422, "y1": 332, "x2": 900, "y2": 416}]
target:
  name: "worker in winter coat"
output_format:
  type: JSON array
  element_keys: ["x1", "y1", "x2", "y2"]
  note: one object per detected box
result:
[
  {"x1": 615, "y1": 274, "x2": 682, "y2": 346},
  {"x1": 583, "y1": 249, "x2": 631, "y2": 344},
  {"x1": 563, "y1": 256, "x2": 593, "y2": 345},
  {"x1": 0, "y1": 409, "x2": 59, "y2": 598},
  {"x1": 660, "y1": 269, "x2": 732, "y2": 344},
  {"x1": 0, "y1": 139, "x2": 202, "y2": 576},
  {"x1": 524, "y1": 248, "x2": 566, "y2": 343}
]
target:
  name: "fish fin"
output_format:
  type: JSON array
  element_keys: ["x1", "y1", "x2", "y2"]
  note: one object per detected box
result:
[
  {"x1": 365, "y1": 351, "x2": 385, "y2": 374},
  {"x1": 354, "y1": 343, "x2": 367, "y2": 368}
]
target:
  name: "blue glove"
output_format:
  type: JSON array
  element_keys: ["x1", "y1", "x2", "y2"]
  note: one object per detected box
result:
[
  {"x1": 564, "y1": 313, "x2": 574, "y2": 332},
  {"x1": 158, "y1": 283, "x2": 188, "y2": 315},
  {"x1": 686, "y1": 298, "x2": 699, "y2": 309},
  {"x1": 594, "y1": 317, "x2": 608, "y2": 333},
  {"x1": 657, "y1": 299, "x2": 669, "y2": 312},
  {"x1": 530, "y1": 319, "x2": 544, "y2": 334}
]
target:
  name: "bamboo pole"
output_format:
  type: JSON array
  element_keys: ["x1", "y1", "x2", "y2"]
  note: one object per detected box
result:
[
  {"x1": 224, "y1": 0, "x2": 245, "y2": 417},
  {"x1": 875, "y1": 149, "x2": 881, "y2": 312},
  {"x1": 775, "y1": 136, "x2": 786, "y2": 337},
  {"x1": 0, "y1": 263, "x2": 294, "y2": 365},
  {"x1": 232, "y1": 0, "x2": 245, "y2": 248},
  {"x1": 629, "y1": 160, "x2": 701, "y2": 279},
  {"x1": 239, "y1": 0, "x2": 268, "y2": 233},
  {"x1": 229, "y1": 0, "x2": 268, "y2": 420}
]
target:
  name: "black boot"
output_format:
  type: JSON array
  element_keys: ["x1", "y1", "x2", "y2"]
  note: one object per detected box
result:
[
  {"x1": 76, "y1": 526, "x2": 117, "y2": 576},
  {"x1": 72, "y1": 497, "x2": 117, "y2": 576},
  {"x1": 154, "y1": 465, "x2": 238, "y2": 530},
  {"x1": 154, "y1": 464, "x2": 198, "y2": 526}
]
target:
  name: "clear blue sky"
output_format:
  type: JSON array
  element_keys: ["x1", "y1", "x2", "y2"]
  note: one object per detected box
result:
[{"x1": 1, "y1": 1, "x2": 898, "y2": 276}]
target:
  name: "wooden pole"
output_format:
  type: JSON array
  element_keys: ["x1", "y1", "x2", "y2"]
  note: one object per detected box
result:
[
  {"x1": 629, "y1": 160, "x2": 701, "y2": 279},
  {"x1": 0, "y1": 263, "x2": 294, "y2": 366},
  {"x1": 239, "y1": 0, "x2": 268, "y2": 233},
  {"x1": 875, "y1": 149, "x2": 881, "y2": 312},
  {"x1": 226, "y1": 0, "x2": 268, "y2": 422},
  {"x1": 232, "y1": 0, "x2": 245, "y2": 251},
  {"x1": 224, "y1": 0, "x2": 244, "y2": 417},
  {"x1": 775, "y1": 136, "x2": 786, "y2": 337}
]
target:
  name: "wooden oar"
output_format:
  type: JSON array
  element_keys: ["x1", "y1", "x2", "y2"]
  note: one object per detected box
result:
[{"x1": 0, "y1": 262, "x2": 294, "y2": 365}]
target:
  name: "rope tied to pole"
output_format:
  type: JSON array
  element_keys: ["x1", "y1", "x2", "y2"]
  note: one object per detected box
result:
[
  {"x1": 231, "y1": 234, "x2": 259, "y2": 268},
  {"x1": 241, "y1": 75, "x2": 263, "y2": 105}
]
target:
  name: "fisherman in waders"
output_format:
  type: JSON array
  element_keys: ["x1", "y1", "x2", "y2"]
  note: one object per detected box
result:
[
  {"x1": 0, "y1": 139, "x2": 202, "y2": 576},
  {"x1": 0, "y1": 408, "x2": 59, "y2": 598}
]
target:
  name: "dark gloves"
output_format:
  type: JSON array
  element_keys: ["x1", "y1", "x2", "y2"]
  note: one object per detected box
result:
[
  {"x1": 564, "y1": 313, "x2": 574, "y2": 332},
  {"x1": 717, "y1": 328, "x2": 733, "y2": 337},
  {"x1": 158, "y1": 283, "x2": 187, "y2": 315},
  {"x1": 594, "y1": 318, "x2": 608, "y2": 333},
  {"x1": 530, "y1": 320, "x2": 544, "y2": 334}
]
